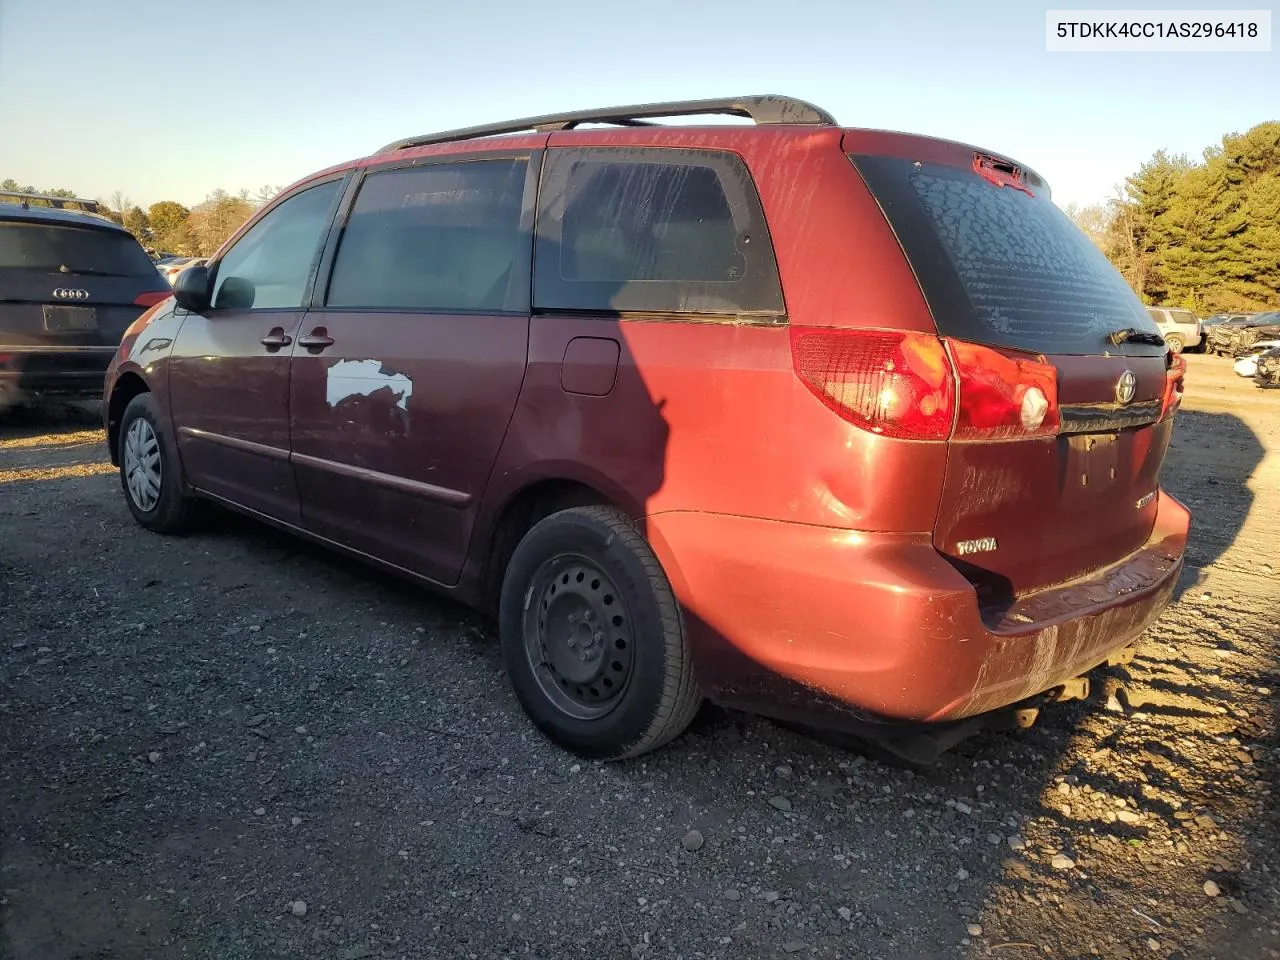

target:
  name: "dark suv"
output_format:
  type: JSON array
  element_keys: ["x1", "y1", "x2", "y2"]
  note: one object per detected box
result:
[
  {"x1": 0, "y1": 192, "x2": 170, "y2": 410},
  {"x1": 103, "y1": 96, "x2": 1191, "y2": 760}
]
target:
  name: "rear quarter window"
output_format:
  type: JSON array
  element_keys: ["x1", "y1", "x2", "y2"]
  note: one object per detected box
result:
[
  {"x1": 851, "y1": 155, "x2": 1161, "y2": 356},
  {"x1": 534, "y1": 147, "x2": 784, "y2": 318}
]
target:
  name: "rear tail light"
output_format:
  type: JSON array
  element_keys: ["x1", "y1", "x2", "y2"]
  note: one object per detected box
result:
[
  {"x1": 134, "y1": 291, "x2": 170, "y2": 308},
  {"x1": 948, "y1": 339, "x2": 1060, "y2": 440},
  {"x1": 1162, "y1": 351, "x2": 1186, "y2": 417},
  {"x1": 791, "y1": 329, "x2": 1060, "y2": 442},
  {"x1": 791, "y1": 329, "x2": 954, "y2": 440}
]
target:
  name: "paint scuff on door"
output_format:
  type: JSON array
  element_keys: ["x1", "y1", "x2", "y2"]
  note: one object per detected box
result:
[{"x1": 326, "y1": 359, "x2": 414, "y2": 411}]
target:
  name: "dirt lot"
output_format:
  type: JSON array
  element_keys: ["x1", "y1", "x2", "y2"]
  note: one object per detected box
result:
[{"x1": 2, "y1": 356, "x2": 1278, "y2": 960}]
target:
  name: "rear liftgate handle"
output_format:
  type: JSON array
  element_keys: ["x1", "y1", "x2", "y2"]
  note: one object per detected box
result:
[{"x1": 297, "y1": 327, "x2": 335, "y2": 352}]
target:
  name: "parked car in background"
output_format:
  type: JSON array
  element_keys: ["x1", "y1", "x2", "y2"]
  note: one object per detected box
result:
[
  {"x1": 1145, "y1": 306, "x2": 1202, "y2": 353},
  {"x1": 1, "y1": 192, "x2": 171, "y2": 410},
  {"x1": 1253, "y1": 344, "x2": 1280, "y2": 389},
  {"x1": 1202, "y1": 312, "x2": 1254, "y2": 329},
  {"x1": 1208, "y1": 311, "x2": 1280, "y2": 357},
  {"x1": 1233, "y1": 340, "x2": 1280, "y2": 378},
  {"x1": 103, "y1": 95, "x2": 1190, "y2": 761},
  {"x1": 157, "y1": 257, "x2": 208, "y2": 285}
]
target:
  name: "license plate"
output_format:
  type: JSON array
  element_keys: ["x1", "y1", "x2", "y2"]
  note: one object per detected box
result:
[
  {"x1": 43, "y1": 305, "x2": 98, "y2": 333},
  {"x1": 1068, "y1": 433, "x2": 1119, "y2": 491}
]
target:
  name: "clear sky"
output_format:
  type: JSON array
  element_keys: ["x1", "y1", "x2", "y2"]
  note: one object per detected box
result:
[{"x1": 0, "y1": 0, "x2": 1275, "y2": 212}]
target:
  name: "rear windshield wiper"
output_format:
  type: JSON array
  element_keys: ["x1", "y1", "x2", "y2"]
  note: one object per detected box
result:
[{"x1": 1107, "y1": 327, "x2": 1165, "y2": 347}]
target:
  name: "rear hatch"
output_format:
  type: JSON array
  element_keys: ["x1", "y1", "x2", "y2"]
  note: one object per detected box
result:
[
  {"x1": 0, "y1": 218, "x2": 169, "y2": 352},
  {"x1": 848, "y1": 140, "x2": 1174, "y2": 610}
]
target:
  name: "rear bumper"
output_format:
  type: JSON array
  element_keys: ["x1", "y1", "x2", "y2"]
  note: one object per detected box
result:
[
  {"x1": 647, "y1": 490, "x2": 1190, "y2": 727},
  {"x1": 0, "y1": 345, "x2": 115, "y2": 402}
]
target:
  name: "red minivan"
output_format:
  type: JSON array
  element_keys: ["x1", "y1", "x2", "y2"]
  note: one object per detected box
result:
[{"x1": 103, "y1": 96, "x2": 1190, "y2": 760}]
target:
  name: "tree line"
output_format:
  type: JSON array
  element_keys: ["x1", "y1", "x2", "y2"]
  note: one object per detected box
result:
[
  {"x1": 0, "y1": 179, "x2": 280, "y2": 257},
  {"x1": 1064, "y1": 121, "x2": 1280, "y2": 314}
]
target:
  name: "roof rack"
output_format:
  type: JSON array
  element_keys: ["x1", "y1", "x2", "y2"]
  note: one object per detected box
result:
[
  {"x1": 0, "y1": 191, "x2": 104, "y2": 213},
  {"x1": 378, "y1": 95, "x2": 837, "y2": 153}
]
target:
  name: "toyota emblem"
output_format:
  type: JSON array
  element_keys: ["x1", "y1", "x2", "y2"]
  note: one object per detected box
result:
[
  {"x1": 1116, "y1": 370, "x2": 1137, "y2": 405},
  {"x1": 53, "y1": 288, "x2": 90, "y2": 300}
]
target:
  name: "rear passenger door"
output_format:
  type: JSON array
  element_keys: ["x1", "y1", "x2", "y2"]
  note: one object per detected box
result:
[
  {"x1": 288, "y1": 153, "x2": 538, "y2": 584},
  {"x1": 478, "y1": 144, "x2": 789, "y2": 532}
]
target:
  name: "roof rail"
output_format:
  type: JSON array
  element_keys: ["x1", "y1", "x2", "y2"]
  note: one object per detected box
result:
[
  {"x1": 377, "y1": 95, "x2": 837, "y2": 153},
  {"x1": 0, "y1": 191, "x2": 103, "y2": 213}
]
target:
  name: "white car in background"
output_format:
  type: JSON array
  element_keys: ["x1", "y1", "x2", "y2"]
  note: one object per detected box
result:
[
  {"x1": 1145, "y1": 306, "x2": 1203, "y2": 354},
  {"x1": 157, "y1": 257, "x2": 208, "y2": 285},
  {"x1": 1233, "y1": 340, "x2": 1280, "y2": 378}
]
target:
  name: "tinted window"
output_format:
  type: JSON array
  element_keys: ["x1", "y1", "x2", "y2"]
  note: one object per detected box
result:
[
  {"x1": 852, "y1": 155, "x2": 1162, "y2": 356},
  {"x1": 535, "y1": 148, "x2": 783, "y2": 317},
  {"x1": 211, "y1": 181, "x2": 342, "y2": 310},
  {"x1": 1146, "y1": 308, "x2": 1166, "y2": 324},
  {"x1": 1168, "y1": 309, "x2": 1197, "y2": 324},
  {"x1": 0, "y1": 223, "x2": 157, "y2": 277},
  {"x1": 326, "y1": 159, "x2": 528, "y2": 312}
]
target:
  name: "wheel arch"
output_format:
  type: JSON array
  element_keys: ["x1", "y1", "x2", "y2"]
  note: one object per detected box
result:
[
  {"x1": 474, "y1": 475, "x2": 634, "y2": 615},
  {"x1": 106, "y1": 371, "x2": 151, "y2": 466}
]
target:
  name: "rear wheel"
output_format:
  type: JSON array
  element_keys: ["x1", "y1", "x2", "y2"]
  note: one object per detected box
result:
[
  {"x1": 118, "y1": 392, "x2": 198, "y2": 533},
  {"x1": 499, "y1": 506, "x2": 701, "y2": 760},
  {"x1": 1164, "y1": 335, "x2": 1184, "y2": 354}
]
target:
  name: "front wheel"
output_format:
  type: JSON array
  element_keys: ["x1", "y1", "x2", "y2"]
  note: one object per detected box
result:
[
  {"x1": 499, "y1": 506, "x2": 701, "y2": 760},
  {"x1": 118, "y1": 392, "x2": 199, "y2": 534},
  {"x1": 1165, "y1": 335, "x2": 1184, "y2": 355}
]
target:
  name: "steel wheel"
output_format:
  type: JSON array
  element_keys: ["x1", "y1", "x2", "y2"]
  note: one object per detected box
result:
[
  {"x1": 523, "y1": 554, "x2": 636, "y2": 720},
  {"x1": 123, "y1": 416, "x2": 162, "y2": 512}
]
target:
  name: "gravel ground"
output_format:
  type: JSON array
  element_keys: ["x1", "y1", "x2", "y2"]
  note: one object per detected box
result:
[{"x1": 2, "y1": 355, "x2": 1278, "y2": 960}]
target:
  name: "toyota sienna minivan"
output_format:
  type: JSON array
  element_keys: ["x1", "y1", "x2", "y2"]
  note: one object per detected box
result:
[{"x1": 103, "y1": 95, "x2": 1191, "y2": 760}]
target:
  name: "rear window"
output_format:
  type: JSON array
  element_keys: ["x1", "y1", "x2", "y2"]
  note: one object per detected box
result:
[
  {"x1": 851, "y1": 155, "x2": 1161, "y2": 355},
  {"x1": 0, "y1": 222, "x2": 158, "y2": 277}
]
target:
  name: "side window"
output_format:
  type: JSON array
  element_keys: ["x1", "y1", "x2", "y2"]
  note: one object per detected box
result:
[
  {"x1": 534, "y1": 148, "x2": 784, "y2": 317},
  {"x1": 1146, "y1": 308, "x2": 1165, "y2": 325},
  {"x1": 210, "y1": 180, "x2": 342, "y2": 310},
  {"x1": 325, "y1": 158, "x2": 529, "y2": 312}
]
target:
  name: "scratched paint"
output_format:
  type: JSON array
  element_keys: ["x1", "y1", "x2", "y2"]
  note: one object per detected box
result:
[{"x1": 325, "y1": 359, "x2": 414, "y2": 411}]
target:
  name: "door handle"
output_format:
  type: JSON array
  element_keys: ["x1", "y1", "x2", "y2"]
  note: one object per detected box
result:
[
  {"x1": 260, "y1": 328, "x2": 293, "y2": 350},
  {"x1": 297, "y1": 328, "x2": 335, "y2": 351}
]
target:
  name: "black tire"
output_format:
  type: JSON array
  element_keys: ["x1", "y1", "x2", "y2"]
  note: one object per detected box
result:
[
  {"x1": 1165, "y1": 335, "x2": 1184, "y2": 355},
  {"x1": 499, "y1": 505, "x2": 701, "y2": 760},
  {"x1": 117, "y1": 392, "x2": 198, "y2": 534}
]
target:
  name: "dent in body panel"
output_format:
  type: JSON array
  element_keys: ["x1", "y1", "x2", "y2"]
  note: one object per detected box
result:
[{"x1": 326, "y1": 359, "x2": 414, "y2": 412}]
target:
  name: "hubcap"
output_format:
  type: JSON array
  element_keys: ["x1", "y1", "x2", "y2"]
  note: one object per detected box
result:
[
  {"x1": 523, "y1": 555, "x2": 635, "y2": 720},
  {"x1": 123, "y1": 418, "x2": 162, "y2": 512}
]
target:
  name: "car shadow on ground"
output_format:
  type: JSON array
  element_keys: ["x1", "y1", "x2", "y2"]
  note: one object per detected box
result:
[{"x1": 1164, "y1": 407, "x2": 1265, "y2": 600}]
